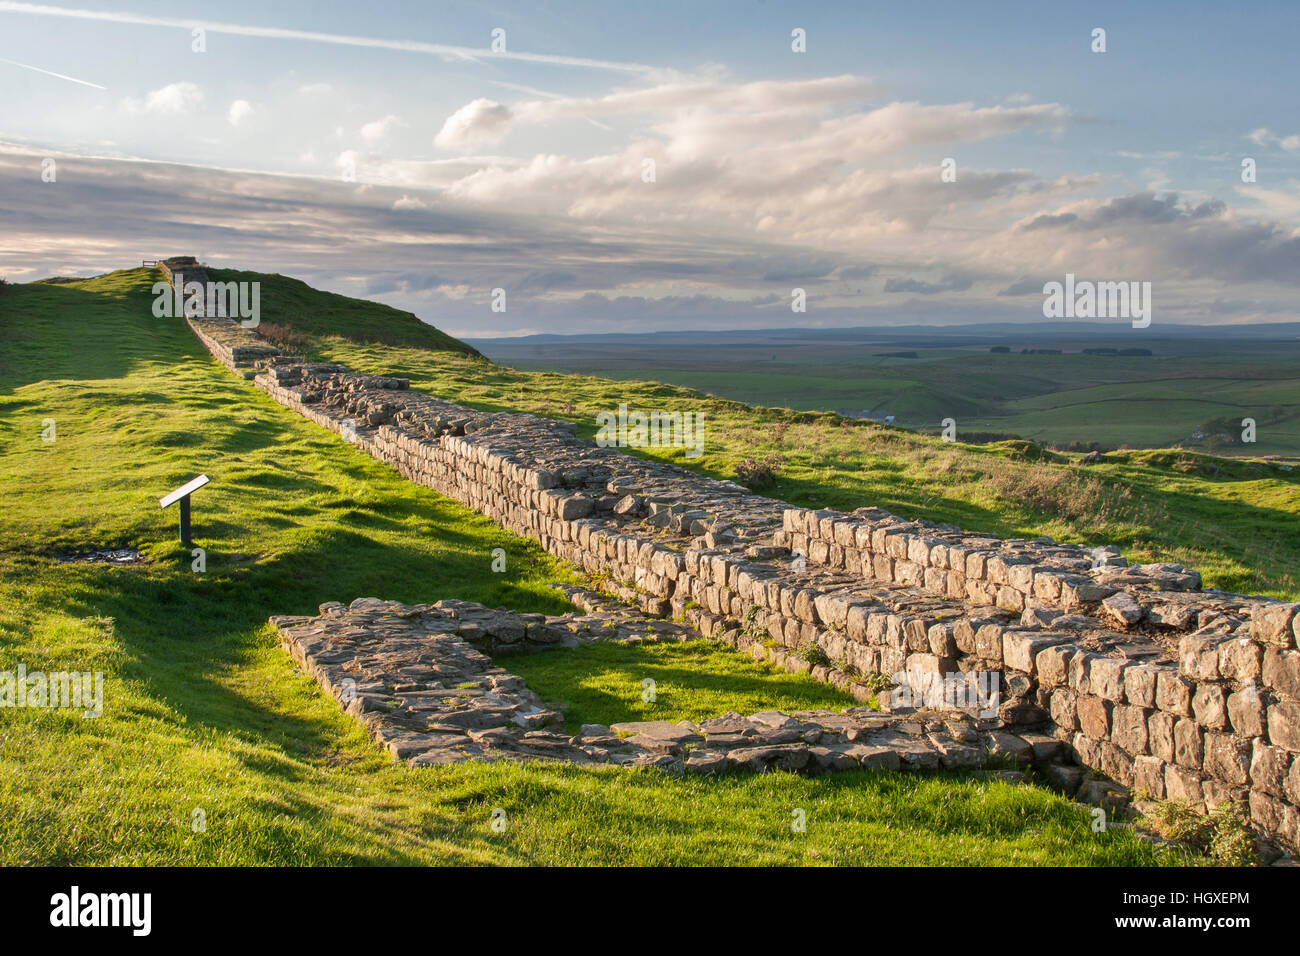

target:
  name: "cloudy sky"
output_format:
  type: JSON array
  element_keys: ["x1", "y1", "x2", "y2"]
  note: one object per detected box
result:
[{"x1": 1, "y1": 0, "x2": 1298, "y2": 336}]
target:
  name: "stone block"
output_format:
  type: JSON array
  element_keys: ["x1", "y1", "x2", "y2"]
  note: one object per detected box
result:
[
  {"x1": 1204, "y1": 733, "x2": 1251, "y2": 787},
  {"x1": 1251, "y1": 602, "x2": 1298, "y2": 648},
  {"x1": 1263, "y1": 647, "x2": 1300, "y2": 699},
  {"x1": 1076, "y1": 694, "x2": 1111, "y2": 740},
  {"x1": 1267, "y1": 700, "x2": 1300, "y2": 752},
  {"x1": 1148, "y1": 710, "x2": 1175, "y2": 763},
  {"x1": 1155, "y1": 670, "x2": 1192, "y2": 716},
  {"x1": 1173, "y1": 717, "x2": 1203, "y2": 768},
  {"x1": 1192, "y1": 684, "x2": 1227, "y2": 730}
]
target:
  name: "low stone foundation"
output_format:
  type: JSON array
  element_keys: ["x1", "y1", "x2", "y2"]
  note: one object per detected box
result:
[{"x1": 273, "y1": 597, "x2": 1059, "y2": 776}]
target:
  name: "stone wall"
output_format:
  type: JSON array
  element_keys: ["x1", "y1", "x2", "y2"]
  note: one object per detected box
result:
[
  {"x1": 273, "y1": 596, "x2": 1059, "y2": 776},
  {"x1": 181, "y1": 305, "x2": 1300, "y2": 851},
  {"x1": 164, "y1": 257, "x2": 279, "y2": 375}
]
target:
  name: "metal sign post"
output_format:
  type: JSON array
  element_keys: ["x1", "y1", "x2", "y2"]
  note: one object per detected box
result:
[{"x1": 159, "y1": 475, "x2": 210, "y2": 545}]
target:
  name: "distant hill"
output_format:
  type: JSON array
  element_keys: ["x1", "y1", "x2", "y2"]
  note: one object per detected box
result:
[
  {"x1": 469, "y1": 321, "x2": 1300, "y2": 349},
  {"x1": 26, "y1": 265, "x2": 480, "y2": 357}
]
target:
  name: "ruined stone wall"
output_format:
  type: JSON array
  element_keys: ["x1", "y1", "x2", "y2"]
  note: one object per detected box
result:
[{"x1": 182, "y1": 312, "x2": 1300, "y2": 850}]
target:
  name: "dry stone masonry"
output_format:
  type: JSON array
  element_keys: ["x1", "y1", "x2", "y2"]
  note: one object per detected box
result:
[
  {"x1": 273, "y1": 596, "x2": 1055, "y2": 776},
  {"x1": 175, "y1": 261, "x2": 1300, "y2": 851}
]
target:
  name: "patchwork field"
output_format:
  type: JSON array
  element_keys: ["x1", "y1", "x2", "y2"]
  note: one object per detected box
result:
[{"x1": 4, "y1": 268, "x2": 1297, "y2": 865}]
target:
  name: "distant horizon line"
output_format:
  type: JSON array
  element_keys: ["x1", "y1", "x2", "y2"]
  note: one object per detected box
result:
[{"x1": 461, "y1": 320, "x2": 1300, "y2": 342}]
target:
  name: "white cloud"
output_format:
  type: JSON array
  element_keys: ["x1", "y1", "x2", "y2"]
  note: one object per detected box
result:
[
  {"x1": 298, "y1": 82, "x2": 333, "y2": 95},
  {"x1": 435, "y1": 99, "x2": 513, "y2": 151},
  {"x1": 122, "y1": 81, "x2": 203, "y2": 115},
  {"x1": 426, "y1": 78, "x2": 1071, "y2": 248},
  {"x1": 227, "y1": 99, "x2": 253, "y2": 126},
  {"x1": 361, "y1": 115, "x2": 404, "y2": 141},
  {"x1": 1247, "y1": 128, "x2": 1300, "y2": 152}
]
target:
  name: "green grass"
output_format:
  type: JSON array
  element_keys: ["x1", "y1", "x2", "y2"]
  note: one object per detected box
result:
[
  {"x1": 0, "y1": 269, "x2": 1197, "y2": 865},
  {"x1": 205, "y1": 266, "x2": 482, "y2": 356},
  {"x1": 508, "y1": 640, "x2": 852, "y2": 733}
]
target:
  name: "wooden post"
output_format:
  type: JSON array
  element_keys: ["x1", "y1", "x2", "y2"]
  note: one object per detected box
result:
[{"x1": 179, "y1": 495, "x2": 192, "y2": 545}]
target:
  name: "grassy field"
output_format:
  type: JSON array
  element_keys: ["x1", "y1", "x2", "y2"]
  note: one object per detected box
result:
[
  {"x1": 0, "y1": 268, "x2": 1182, "y2": 866},
  {"x1": 477, "y1": 335, "x2": 1300, "y2": 457}
]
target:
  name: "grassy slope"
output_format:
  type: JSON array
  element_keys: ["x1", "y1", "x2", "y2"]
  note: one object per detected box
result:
[
  {"x1": 205, "y1": 267, "x2": 482, "y2": 355},
  {"x1": 0, "y1": 269, "x2": 1173, "y2": 866}
]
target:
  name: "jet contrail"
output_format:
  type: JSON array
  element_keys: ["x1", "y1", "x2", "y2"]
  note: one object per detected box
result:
[
  {"x1": 0, "y1": 2, "x2": 657, "y2": 73},
  {"x1": 0, "y1": 54, "x2": 105, "y2": 88}
]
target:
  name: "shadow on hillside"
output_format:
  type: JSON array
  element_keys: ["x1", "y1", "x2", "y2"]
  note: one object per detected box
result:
[
  {"x1": 0, "y1": 281, "x2": 202, "y2": 393},
  {"x1": 46, "y1": 500, "x2": 575, "y2": 773}
]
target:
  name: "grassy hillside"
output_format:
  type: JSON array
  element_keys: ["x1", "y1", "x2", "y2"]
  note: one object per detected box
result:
[
  {"x1": 0, "y1": 269, "x2": 1177, "y2": 866},
  {"x1": 204, "y1": 267, "x2": 482, "y2": 356}
]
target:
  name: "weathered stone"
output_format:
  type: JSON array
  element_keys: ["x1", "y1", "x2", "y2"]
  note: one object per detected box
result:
[
  {"x1": 1263, "y1": 648, "x2": 1300, "y2": 699},
  {"x1": 1123, "y1": 664, "x2": 1159, "y2": 708},
  {"x1": 684, "y1": 749, "x2": 728, "y2": 774},
  {"x1": 1251, "y1": 602, "x2": 1299, "y2": 648},
  {"x1": 1003, "y1": 631, "x2": 1073, "y2": 675},
  {"x1": 1164, "y1": 764, "x2": 1204, "y2": 805},
  {"x1": 842, "y1": 743, "x2": 902, "y2": 770},
  {"x1": 1268, "y1": 701, "x2": 1300, "y2": 752},
  {"x1": 1250, "y1": 740, "x2": 1291, "y2": 797},
  {"x1": 1043, "y1": 763, "x2": 1085, "y2": 794},
  {"x1": 1173, "y1": 718, "x2": 1203, "y2": 768},
  {"x1": 1192, "y1": 684, "x2": 1228, "y2": 730},
  {"x1": 1133, "y1": 754, "x2": 1166, "y2": 799},
  {"x1": 1101, "y1": 591, "x2": 1144, "y2": 628},
  {"x1": 1049, "y1": 688, "x2": 1078, "y2": 732},
  {"x1": 1148, "y1": 710, "x2": 1176, "y2": 763},
  {"x1": 1204, "y1": 733, "x2": 1251, "y2": 786},
  {"x1": 985, "y1": 731, "x2": 1032, "y2": 766},
  {"x1": 1111, "y1": 704, "x2": 1150, "y2": 756},
  {"x1": 1227, "y1": 687, "x2": 1266, "y2": 737},
  {"x1": 1035, "y1": 644, "x2": 1074, "y2": 688},
  {"x1": 1180, "y1": 634, "x2": 1224, "y2": 681},
  {"x1": 1076, "y1": 695, "x2": 1111, "y2": 740},
  {"x1": 612, "y1": 721, "x2": 704, "y2": 753},
  {"x1": 1155, "y1": 671, "x2": 1192, "y2": 716},
  {"x1": 1218, "y1": 637, "x2": 1263, "y2": 682},
  {"x1": 1089, "y1": 657, "x2": 1128, "y2": 702}
]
